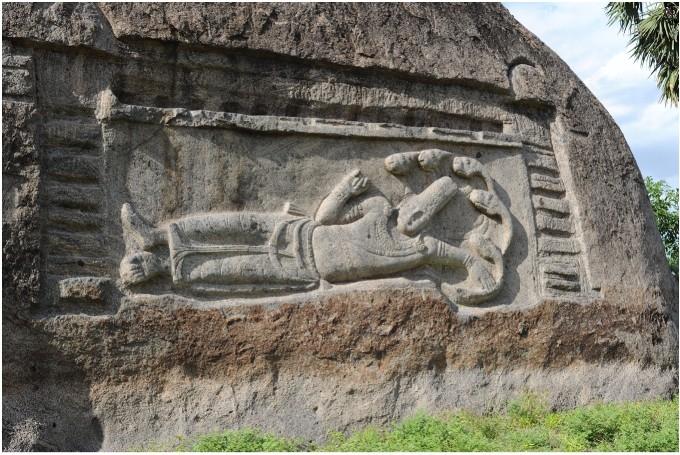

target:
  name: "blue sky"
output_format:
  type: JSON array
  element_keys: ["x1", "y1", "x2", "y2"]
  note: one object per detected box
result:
[{"x1": 505, "y1": 2, "x2": 679, "y2": 187}]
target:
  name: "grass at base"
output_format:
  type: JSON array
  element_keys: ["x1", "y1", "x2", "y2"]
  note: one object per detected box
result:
[{"x1": 163, "y1": 395, "x2": 678, "y2": 452}]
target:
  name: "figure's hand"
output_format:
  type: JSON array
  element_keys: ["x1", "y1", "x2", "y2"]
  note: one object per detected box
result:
[
  {"x1": 453, "y1": 156, "x2": 484, "y2": 178},
  {"x1": 342, "y1": 169, "x2": 369, "y2": 196}
]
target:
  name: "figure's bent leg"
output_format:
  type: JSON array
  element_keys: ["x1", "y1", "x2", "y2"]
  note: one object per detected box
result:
[
  {"x1": 186, "y1": 254, "x2": 292, "y2": 285},
  {"x1": 119, "y1": 206, "x2": 298, "y2": 287},
  {"x1": 168, "y1": 212, "x2": 295, "y2": 286},
  {"x1": 172, "y1": 212, "x2": 291, "y2": 244}
]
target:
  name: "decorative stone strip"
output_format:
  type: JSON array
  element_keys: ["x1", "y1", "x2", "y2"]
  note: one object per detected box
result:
[
  {"x1": 524, "y1": 148, "x2": 587, "y2": 297},
  {"x1": 538, "y1": 238, "x2": 581, "y2": 255},
  {"x1": 99, "y1": 94, "x2": 524, "y2": 149},
  {"x1": 41, "y1": 112, "x2": 112, "y2": 306},
  {"x1": 535, "y1": 213, "x2": 574, "y2": 235},
  {"x1": 529, "y1": 173, "x2": 565, "y2": 194},
  {"x1": 531, "y1": 195, "x2": 570, "y2": 215}
]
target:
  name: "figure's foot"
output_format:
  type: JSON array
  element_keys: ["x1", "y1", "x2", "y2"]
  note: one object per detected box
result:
[
  {"x1": 121, "y1": 203, "x2": 159, "y2": 251},
  {"x1": 120, "y1": 252, "x2": 167, "y2": 285}
]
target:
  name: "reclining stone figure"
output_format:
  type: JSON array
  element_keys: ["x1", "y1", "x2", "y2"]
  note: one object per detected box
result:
[{"x1": 120, "y1": 152, "x2": 511, "y2": 305}]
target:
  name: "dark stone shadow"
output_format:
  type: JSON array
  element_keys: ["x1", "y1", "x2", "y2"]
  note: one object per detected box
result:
[
  {"x1": 482, "y1": 181, "x2": 528, "y2": 307},
  {"x1": 2, "y1": 319, "x2": 103, "y2": 451}
]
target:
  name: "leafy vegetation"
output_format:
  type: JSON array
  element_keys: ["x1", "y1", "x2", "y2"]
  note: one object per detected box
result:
[
  {"x1": 178, "y1": 428, "x2": 302, "y2": 452},
  {"x1": 160, "y1": 395, "x2": 678, "y2": 452},
  {"x1": 645, "y1": 176, "x2": 679, "y2": 274},
  {"x1": 605, "y1": 2, "x2": 679, "y2": 105}
]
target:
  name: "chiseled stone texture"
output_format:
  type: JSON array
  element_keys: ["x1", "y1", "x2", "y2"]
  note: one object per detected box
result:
[{"x1": 2, "y1": 2, "x2": 677, "y2": 451}]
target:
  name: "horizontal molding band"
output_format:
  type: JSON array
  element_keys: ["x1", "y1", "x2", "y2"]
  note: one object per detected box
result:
[{"x1": 98, "y1": 91, "x2": 525, "y2": 149}]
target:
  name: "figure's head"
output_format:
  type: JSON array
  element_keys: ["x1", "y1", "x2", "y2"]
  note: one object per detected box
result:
[
  {"x1": 469, "y1": 189, "x2": 499, "y2": 215},
  {"x1": 417, "y1": 149, "x2": 450, "y2": 172},
  {"x1": 384, "y1": 153, "x2": 417, "y2": 175},
  {"x1": 452, "y1": 156, "x2": 478, "y2": 177},
  {"x1": 469, "y1": 189, "x2": 494, "y2": 206}
]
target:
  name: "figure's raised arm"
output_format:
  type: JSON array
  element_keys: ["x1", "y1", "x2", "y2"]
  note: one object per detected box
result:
[{"x1": 314, "y1": 169, "x2": 369, "y2": 225}]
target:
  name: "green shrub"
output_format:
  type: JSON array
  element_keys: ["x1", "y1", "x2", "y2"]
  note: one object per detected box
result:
[
  {"x1": 645, "y1": 177, "x2": 679, "y2": 274},
  {"x1": 166, "y1": 395, "x2": 678, "y2": 452},
  {"x1": 560, "y1": 398, "x2": 679, "y2": 452},
  {"x1": 507, "y1": 392, "x2": 549, "y2": 427},
  {"x1": 188, "y1": 428, "x2": 302, "y2": 452}
]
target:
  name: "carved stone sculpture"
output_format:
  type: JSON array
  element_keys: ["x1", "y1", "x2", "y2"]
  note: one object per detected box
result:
[
  {"x1": 3, "y1": 3, "x2": 676, "y2": 451},
  {"x1": 120, "y1": 152, "x2": 512, "y2": 306}
]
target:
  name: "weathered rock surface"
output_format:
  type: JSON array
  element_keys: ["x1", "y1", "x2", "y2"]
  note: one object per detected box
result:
[{"x1": 2, "y1": 2, "x2": 677, "y2": 451}]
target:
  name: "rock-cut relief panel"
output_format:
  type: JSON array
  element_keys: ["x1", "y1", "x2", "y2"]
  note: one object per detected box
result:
[{"x1": 120, "y1": 148, "x2": 513, "y2": 307}]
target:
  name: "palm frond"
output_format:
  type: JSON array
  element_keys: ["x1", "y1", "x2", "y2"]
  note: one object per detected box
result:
[{"x1": 606, "y1": 2, "x2": 679, "y2": 105}]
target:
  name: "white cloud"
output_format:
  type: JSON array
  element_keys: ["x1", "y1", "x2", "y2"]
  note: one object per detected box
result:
[
  {"x1": 622, "y1": 103, "x2": 678, "y2": 141},
  {"x1": 505, "y1": 1, "x2": 678, "y2": 186},
  {"x1": 584, "y1": 51, "x2": 652, "y2": 94},
  {"x1": 619, "y1": 102, "x2": 678, "y2": 184},
  {"x1": 603, "y1": 101, "x2": 634, "y2": 118}
]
